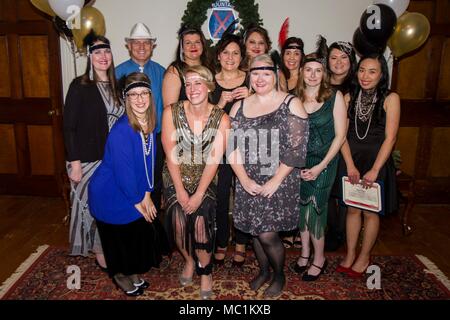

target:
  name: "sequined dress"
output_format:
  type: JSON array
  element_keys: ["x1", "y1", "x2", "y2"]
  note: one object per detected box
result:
[
  {"x1": 163, "y1": 101, "x2": 225, "y2": 254},
  {"x1": 231, "y1": 95, "x2": 309, "y2": 236}
]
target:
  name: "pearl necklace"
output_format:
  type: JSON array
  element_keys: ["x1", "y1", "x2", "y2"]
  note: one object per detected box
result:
[
  {"x1": 140, "y1": 131, "x2": 154, "y2": 189},
  {"x1": 355, "y1": 90, "x2": 377, "y2": 140}
]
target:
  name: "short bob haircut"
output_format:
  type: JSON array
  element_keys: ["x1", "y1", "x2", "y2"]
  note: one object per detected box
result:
[{"x1": 183, "y1": 65, "x2": 216, "y2": 99}]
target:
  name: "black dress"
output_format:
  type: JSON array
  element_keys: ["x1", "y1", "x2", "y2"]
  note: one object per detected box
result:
[
  {"x1": 338, "y1": 94, "x2": 398, "y2": 215},
  {"x1": 210, "y1": 78, "x2": 247, "y2": 248}
]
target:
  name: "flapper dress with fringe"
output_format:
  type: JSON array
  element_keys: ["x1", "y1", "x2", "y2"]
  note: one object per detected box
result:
[
  {"x1": 163, "y1": 101, "x2": 225, "y2": 255},
  {"x1": 299, "y1": 93, "x2": 338, "y2": 239}
]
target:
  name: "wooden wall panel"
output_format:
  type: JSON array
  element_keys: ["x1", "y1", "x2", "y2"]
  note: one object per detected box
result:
[
  {"x1": 408, "y1": 0, "x2": 435, "y2": 20},
  {"x1": 437, "y1": 38, "x2": 450, "y2": 99},
  {"x1": 396, "y1": 41, "x2": 433, "y2": 99},
  {"x1": 429, "y1": 127, "x2": 450, "y2": 177},
  {"x1": 19, "y1": 36, "x2": 50, "y2": 98},
  {"x1": 0, "y1": 36, "x2": 10, "y2": 97},
  {"x1": 17, "y1": 0, "x2": 46, "y2": 21},
  {"x1": 27, "y1": 125, "x2": 55, "y2": 175},
  {"x1": 0, "y1": 124, "x2": 18, "y2": 174},
  {"x1": 396, "y1": 127, "x2": 420, "y2": 176}
]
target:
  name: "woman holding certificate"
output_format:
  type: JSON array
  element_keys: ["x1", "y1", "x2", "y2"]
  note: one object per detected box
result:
[{"x1": 337, "y1": 53, "x2": 400, "y2": 278}]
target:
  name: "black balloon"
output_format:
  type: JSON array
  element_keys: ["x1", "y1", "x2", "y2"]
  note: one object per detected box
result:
[
  {"x1": 359, "y1": 3, "x2": 396, "y2": 46},
  {"x1": 353, "y1": 28, "x2": 385, "y2": 57},
  {"x1": 54, "y1": 16, "x2": 73, "y2": 38}
]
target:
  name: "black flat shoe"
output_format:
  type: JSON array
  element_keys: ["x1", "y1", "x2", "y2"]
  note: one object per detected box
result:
[
  {"x1": 133, "y1": 279, "x2": 150, "y2": 289},
  {"x1": 289, "y1": 255, "x2": 310, "y2": 274},
  {"x1": 302, "y1": 259, "x2": 328, "y2": 282},
  {"x1": 112, "y1": 278, "x2": 144, "y2": 297}
]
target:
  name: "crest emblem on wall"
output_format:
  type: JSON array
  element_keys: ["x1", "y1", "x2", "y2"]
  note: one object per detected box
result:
[{"x1": 207, "y1": 1, "x2": 237, "y2": 41}]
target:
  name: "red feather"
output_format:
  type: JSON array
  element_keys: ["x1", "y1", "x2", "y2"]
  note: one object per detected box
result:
[{"x1": 278, "y1": 18, "x2": 289, "y2": 50}]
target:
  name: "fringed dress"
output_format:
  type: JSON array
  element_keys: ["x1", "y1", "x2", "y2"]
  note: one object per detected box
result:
[
  {"x1": 163, "y1": 101, "x2": 225, "y2": 255},
  {"x1": 299, "y1": 93, "x2": 338, "y2": 239}
]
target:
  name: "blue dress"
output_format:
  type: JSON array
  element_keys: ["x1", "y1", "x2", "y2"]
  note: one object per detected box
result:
[{"x1": 88, "y1": 114, "x2": 156, "y2": 225}]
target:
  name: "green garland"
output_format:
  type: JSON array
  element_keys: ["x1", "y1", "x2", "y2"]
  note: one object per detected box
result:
[{"x1": 181, "y1": 0, "x2": 263, "y2": 33}]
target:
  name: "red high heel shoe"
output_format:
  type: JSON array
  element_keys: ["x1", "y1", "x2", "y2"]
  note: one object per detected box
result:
[
  {"x1": 335, "y1": 264, "x2": 352, "y2": 274},
  {"x1": 347, "y1": 259, "x2": 372, "y2": 279}
]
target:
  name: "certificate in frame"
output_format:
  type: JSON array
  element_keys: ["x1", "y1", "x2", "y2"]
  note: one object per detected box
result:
[{"x1": 342, "y1": 176, "x2": 383, "y2": 213}]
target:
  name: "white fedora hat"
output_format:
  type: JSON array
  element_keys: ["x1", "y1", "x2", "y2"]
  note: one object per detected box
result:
[{"x1": 125, "y1": 23, "x2": 156, "y2": 42}]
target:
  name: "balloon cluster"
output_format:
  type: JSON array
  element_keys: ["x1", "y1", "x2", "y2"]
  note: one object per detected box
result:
[
  {"x1": 30, "y1": 0, "x2": 106, "y2": 54},
  {"x1": 353, "y1": 0, "x2": 430, "y2": 59}
]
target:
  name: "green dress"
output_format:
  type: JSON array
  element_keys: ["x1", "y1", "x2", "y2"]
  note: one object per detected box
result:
[{"x1": 299, "y1": 93, "x2": 338, "y2": 238}]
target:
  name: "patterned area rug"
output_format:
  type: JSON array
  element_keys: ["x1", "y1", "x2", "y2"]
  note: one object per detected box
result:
[{"x1": 1, "y1": 245, "x2": 449, "y2": 300}]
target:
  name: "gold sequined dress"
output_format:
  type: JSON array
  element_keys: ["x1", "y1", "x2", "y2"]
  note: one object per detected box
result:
[{"x1": 163, "y1": 101, "x2": 224, "y2": 254}]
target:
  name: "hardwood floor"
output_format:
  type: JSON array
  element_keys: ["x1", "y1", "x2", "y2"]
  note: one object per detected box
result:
[{"x1": 0, "y1": 195, "x2": 449, "y2": 285}]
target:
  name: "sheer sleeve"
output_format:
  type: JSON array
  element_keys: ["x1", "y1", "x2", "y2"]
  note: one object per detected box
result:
[{"x1": 280, "y1": 113, "x2": 309, "y2": 168}]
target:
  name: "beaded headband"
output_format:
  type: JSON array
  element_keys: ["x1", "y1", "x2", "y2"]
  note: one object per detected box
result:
[
  {"x1": 303, "y1": 57, "x2": 327, "y2": 67},
  {"x1": 335, "y1": 41, "x2": 354, "y2": 57},
  {"x1": 183, "y1": 75, "x2": 209, "y2": 83},
  {"x1": 285, "y1": 44, "x2": 303, "y2": 51},
  {"x1": 88, "y1": 43, "x2": 110, "y2": 55}
]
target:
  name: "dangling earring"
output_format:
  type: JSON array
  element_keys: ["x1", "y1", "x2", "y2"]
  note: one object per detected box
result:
[{"x1": 179, "y1": 39, "x2": 184, "y2": 62}]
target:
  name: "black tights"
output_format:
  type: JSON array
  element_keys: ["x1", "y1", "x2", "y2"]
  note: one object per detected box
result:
[{"x1": 251, "y1": 232, "x2": 286, "y2": 295}]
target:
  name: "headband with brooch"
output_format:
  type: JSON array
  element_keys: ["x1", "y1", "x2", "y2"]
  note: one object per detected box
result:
[{"x1": 335, "y1": 41, "x2": 354, "y2": 57}]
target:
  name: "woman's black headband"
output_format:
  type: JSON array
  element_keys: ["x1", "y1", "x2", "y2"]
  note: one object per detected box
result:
[
  {"x1": 88, "y1": 43, "x2": 110, "y2": 54},
  {"x1": 123, "y1": 81, "x2": 152, "y2": 97},
  {"x1": 249, "y1": 66, "x2": 276, "y2": 73}
]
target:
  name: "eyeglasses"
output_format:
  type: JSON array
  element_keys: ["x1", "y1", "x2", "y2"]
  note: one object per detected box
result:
[{"x1": 127, "y1": 91, "x2": 150, "y2": 100}]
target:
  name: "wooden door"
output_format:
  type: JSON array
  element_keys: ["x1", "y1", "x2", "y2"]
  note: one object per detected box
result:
[
  {"x1": 0, "y1": 0, "x2": 65, "y2": 196},
  {"x1": 393, "y1": 0, "x2": 450, "y2": 203}
]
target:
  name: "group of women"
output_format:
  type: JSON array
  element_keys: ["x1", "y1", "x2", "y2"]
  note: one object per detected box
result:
[{"x1": 63, "y1": 24, "x2": 400, "y2": 299}]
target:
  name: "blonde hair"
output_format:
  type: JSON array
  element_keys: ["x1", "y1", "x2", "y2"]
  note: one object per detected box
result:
[
  {"x1": 184, "y1": 65, "x2": 216, "y2": 92},
  {"x1": 248, "y1": 54, "x2": 277, "y2": 93},
  {"x1": 124, "y1": 72, "x2": 156, "y2": 134}
]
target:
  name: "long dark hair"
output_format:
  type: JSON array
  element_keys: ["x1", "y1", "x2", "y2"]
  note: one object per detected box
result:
[
  {"x1": 280, "y1": 37, "x2": 304, "y2": 80},
  {"x1": 169, "y1": 27, "x2": 212, "y2": 73},
  {"x1": 349, "y1": 53, "x2": 390, "y2": 124},
  {"x1": 81, "y1": 33, "x2": 121, "y2": 107},
  {"x1": 327, "y1": 41, "x2": 357, "y2": 94}
]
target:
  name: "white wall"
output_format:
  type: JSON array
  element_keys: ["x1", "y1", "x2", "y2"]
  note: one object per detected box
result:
[{"x1": 60, "y1": 0, "x2": 373, "y2": 98}]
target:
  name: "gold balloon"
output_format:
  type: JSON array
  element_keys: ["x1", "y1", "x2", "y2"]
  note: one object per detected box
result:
[
  {"x1": 388, "y1": 12, "x2": 431, "y2": 58},
  {"x1": 30, "y1": 0, "x2": 56, "y2": 17},
  {"x1": 72, "y1": 6, "x2": 106, "y2": 53}
]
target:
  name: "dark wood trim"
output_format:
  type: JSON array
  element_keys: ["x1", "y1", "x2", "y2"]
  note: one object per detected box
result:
[
  {"x1": 431, "y1": 24, "x2": 450, "y2": 36},
  {"x1": 399, "y1": 100, "x2": 450, "y2": 126},
  {"x1": 7, "y1": 33, "x2": 21, "y2": 98},
  {"x1": 0, "y1": 102, "x2": 53, "y2": 124},
  {"x1": 426, "y1": 36, "x2": 444, "y2": 98},
  {"x1": 414, "y1": 178, "x2": 450, "y2": 203},
  {"x1": 13, "y1": 122, "x2": 30, "y2": 177},
  {"x1": 0, "y1": 174, "x2": 59, "y2": 196},
  {"x1": 0, "y1": 21, "x2": 49, "y2": 34}
]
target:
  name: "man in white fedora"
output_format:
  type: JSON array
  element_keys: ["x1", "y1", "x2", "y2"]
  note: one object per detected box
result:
[{"x1": 116, "y1": 22, "x2": 165, "y2": 216}]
